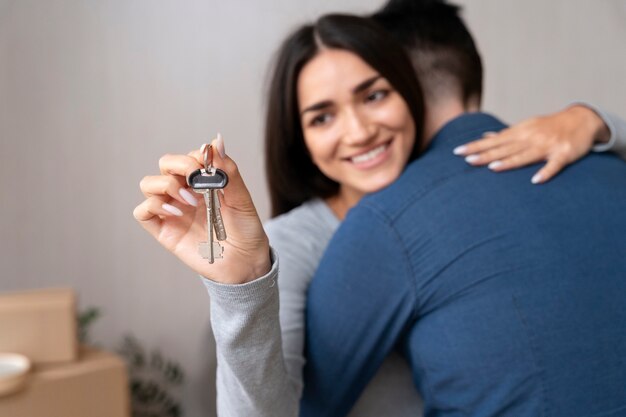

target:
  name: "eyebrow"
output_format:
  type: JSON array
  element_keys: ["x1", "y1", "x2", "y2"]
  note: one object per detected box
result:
[
  {"x1": 300, "y1": 74, "x2": 382, "y2": 115},
  {"x1": 352, "y1": 75, "x2": 382, "y2": 95}
]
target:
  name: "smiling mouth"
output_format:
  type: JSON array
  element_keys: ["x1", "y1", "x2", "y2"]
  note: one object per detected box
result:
[{"x1": 348, "y1": 140, "x2": 391, "y2": 164}]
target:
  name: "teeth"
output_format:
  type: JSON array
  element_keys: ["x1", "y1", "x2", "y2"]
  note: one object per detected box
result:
[{"x1": 351, "y1": 144, "x2": 387, "y2": 164}]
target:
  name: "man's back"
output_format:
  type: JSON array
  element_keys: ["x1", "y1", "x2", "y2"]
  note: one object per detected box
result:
[{"x1": 302, "y1": 113, "x2": 626, "y2": 417}]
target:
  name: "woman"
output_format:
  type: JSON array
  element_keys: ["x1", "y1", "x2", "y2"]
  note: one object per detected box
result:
[{"x1": 134, "y1": 14, "x2": 626, "y2": 417}]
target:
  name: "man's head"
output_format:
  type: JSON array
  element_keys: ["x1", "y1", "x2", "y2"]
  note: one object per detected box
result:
[{"x1": 372, "y1": 0, "x2": 483, "y2": 114}]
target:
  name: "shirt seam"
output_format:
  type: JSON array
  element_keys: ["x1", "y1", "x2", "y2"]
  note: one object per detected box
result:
[{"x1": 360, "y1": 204, "x2": 420, "y2": 321}]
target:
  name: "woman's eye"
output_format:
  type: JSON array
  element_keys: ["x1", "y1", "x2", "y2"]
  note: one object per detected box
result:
[
  {"x1": 310, "y1": 113, "x2": 333, "y2": 127},
  {"x1": 365, "y1": 90, "x2": 389, "y2": 103}
]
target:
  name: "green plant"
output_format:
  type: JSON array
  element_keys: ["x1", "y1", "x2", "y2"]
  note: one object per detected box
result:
[
  {"x1": 77, "y1": 307, "x2": 101, "y2": 344},
  {"x1": 77, "y1": 308, "x2": 186, "y2": 417},
  {"x1": 118, "y1": 335, "x2": 185, "y2": 417}
]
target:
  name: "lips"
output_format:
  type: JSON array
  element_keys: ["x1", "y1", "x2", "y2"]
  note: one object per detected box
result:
[
  {"x1": 345, "y1": 140, "x2": 392, "y2": 167},
  {"x1": 350, "y1": 143, "x2": 387, "y2": 163}
]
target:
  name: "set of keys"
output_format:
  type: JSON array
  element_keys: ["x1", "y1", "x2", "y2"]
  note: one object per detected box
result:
[{"x1": 187, "y1": 143, "x2": 229, "y2": 263}]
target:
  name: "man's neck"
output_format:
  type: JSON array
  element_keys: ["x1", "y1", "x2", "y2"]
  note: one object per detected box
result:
[{"x1": 422, "y1": 98, "x2": 480, "y2": 149}]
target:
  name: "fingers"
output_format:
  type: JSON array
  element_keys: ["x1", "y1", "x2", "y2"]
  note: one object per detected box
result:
[
  {"x1": 531, "y1": 156, "x2": 569, "y2": 184},
  {"x1": 144, "y1": 152, "x2": 205, "y2": 208},
  {"x1": 454, "y1": 109, "x2": 597, "y2": 185},
  {"x1": 197, "y1": 137, "x2": 259, "y2": 213},
  {"x1": 491, "y1": 139, "x2": 578, "y2": 183},
  {"x1": 133, "y1": 196, "x2": 184, "y2": 220},
  {"x1": 487, "y1": 148, "x2": 545, "y2": 172},
  {"x1": 137, "y1": 137, "x2": 260, "y2": 230},
  {"x1": 139, "y1": 175, "x2": 198, "y2": 207},
  {"x1": 133, "y1": 196, "x2": 184, "y2": 236},
  {"x1": 453, "y1": 131, "x2": 500, "y2": 156},
  {"x1": 463, "y1": 140, "x2": 529, "y2": 167},
  {"x1": 159, "y1": 153, "x2": 203, "y2": 178}
]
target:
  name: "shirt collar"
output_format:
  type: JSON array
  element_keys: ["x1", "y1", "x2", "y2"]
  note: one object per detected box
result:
[{"x1": 427, "y1": 112, "x2": 508, "y2": 151}]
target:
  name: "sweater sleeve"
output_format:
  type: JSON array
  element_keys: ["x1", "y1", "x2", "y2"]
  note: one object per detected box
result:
[
  {"x1": 201, "y1": 203, "x2": 333, "y2": 417},
  {"x1": 602, "y1": 111, "x2": 626, "y2": 158},
  {"x1": 202, "y1": 247, "x2": 301, "y2": 417},
  {"x1": 578, "y1": 102, "x2": 626, "y2": 158}
]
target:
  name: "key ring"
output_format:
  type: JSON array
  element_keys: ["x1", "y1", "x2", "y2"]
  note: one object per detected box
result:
[{"x1": 201, "y1": 143, "x2": 214, "y2": 171}]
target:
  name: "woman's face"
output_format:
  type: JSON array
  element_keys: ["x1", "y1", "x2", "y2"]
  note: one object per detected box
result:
[{"x1": 298, "y1": 48, "x2": 416, "y2": 204}]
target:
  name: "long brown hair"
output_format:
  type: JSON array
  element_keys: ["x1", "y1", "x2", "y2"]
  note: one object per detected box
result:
[{"x1": 265, "y1": 14, "x2": 425, "y2": 217}]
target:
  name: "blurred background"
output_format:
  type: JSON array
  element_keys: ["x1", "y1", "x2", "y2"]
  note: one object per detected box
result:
[{"x1": 1, "y1": 0, "x2": 625, "y2": 415}]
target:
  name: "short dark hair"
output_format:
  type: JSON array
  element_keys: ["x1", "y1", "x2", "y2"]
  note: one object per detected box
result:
[
  {"x1": 265, "y1": 14, "x2": 425, "y2": 217},
  {"x1": 372, "y1": 0, "x2": 483, "y2": 108}
]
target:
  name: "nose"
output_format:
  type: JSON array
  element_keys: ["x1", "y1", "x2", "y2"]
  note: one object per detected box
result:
[{"x1": 342, "y1": 107, "x2": 376, "y2": 146}]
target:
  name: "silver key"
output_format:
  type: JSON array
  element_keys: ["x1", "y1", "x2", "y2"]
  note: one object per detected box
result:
[
  {"x1": 212, "y1": 189, "x2": 227, "y2": 241},
  {"x1": 187, "y1": 144, "x2": 229, "y2": 263},
  {"x1": 188, "y1": 168, "x2": 228, "y2": 263},
  {"x1": 199, "y1": 189, "x2": 222, "y2": 263}
]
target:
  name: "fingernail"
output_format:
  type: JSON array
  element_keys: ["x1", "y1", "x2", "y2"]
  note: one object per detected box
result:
[
  {"x1": 216, "y1": 132, "x2": 226, "y2": 158},
  {"x1": 162, "y1": 203, "x2": 183, "y2": 216},
  {"x1": 179, "y1": 188, "x2": 198, "y2": 206},
  {"x1": 531, "y1": 174, "x2": 543, "y2": 184},
  {"x1": 488, "y1": 161, "x2": 503, "y2": 170},
  {"x1": 465, "y1": 154, "x2": 480, "y2": 164},
  {"x1": 483, "y1": 131, "x2": 497, "y2": 137},
  {"x1": 453, "y1": 145, "x2": 467, "y2": 155}
]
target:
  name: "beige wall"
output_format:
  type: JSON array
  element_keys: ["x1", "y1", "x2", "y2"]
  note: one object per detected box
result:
[
  {"x1": 459, "y1": 0, "x2": 626, "y2": 120},
  {"x1": 1, "y1": 1, "x2": 624, "y2": 415}
]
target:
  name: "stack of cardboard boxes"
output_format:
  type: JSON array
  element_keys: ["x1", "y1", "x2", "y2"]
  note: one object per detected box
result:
[{"x1": 0, "y1": 288, "x2": 130, "y2": 416}]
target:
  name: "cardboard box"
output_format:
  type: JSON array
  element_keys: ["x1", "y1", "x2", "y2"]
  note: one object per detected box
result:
[
  {"x1": 0, "y1": 346, "x2": 130, "y2": 417},
  {"x1": 0, "y1": 288, "x2": 78, "y2": 363}
]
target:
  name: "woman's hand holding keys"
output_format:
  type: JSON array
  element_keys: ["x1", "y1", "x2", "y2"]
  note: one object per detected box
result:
[{"x1": 133, "y1": 135, "x2": 271, "y2": 284}]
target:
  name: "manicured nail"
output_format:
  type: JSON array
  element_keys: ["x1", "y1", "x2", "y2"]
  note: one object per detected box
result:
[
  {"x1": 162, "y1": 203, "x2": 183, "y2": 216},
  {"x1": 488, "y1": 161, "x2": 503, "y2": 170},
  {"x1": 453, "y1": 145, "x2": 467, "y2": 155},
  {"x1": 215, "y1": 133, "x2": 226, "y2": 158},
  {"x1": 483, "y1": 131, "x2": 497, "y2": 137},
  {"x1": 179, "y1": 188, "x2": 198, "y2": 206},
  {"x1": 465, "y1": 154, "x2": 480, "y2": 163},
  {"x1": 531, "y1": 174, "x2": 543, "y2": 184}
]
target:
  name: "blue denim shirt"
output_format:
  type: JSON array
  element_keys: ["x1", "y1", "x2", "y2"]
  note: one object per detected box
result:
[{"x1": 302, "y1": 113, "x2": 626, "y2": 417}]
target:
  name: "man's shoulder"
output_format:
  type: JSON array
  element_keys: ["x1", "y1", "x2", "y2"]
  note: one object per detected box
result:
[{"x1": 357, "y1": 112, "x2": 508, "y2": 222}]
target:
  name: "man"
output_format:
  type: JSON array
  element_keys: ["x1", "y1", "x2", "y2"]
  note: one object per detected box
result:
[{"x1": 301, "y1": 1, "x2": 626, "y2": 416}]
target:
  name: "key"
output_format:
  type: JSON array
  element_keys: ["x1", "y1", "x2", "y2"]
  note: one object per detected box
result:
[
  {"x1": 198, "y1": 240, "x2": 224, "y2": 261},
  {"x1": 211, "y1": 189, "x2": 227, "y2": 241},
  {"x1": 187, "y1": 167, "x2": 229, "y2": 263},
  {"x1": 187, "y1": 167, "x2": 229, "y2": 190},
  {"x1": 200, "y1": 189, "x2": 220, "y2": 263}
]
